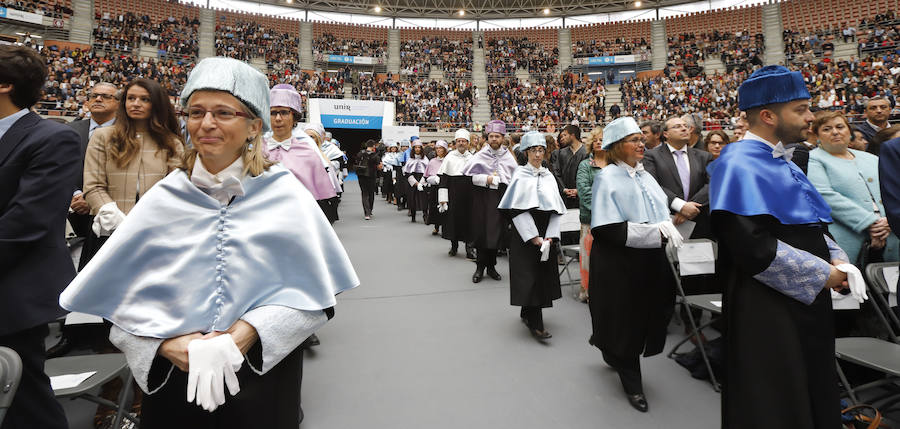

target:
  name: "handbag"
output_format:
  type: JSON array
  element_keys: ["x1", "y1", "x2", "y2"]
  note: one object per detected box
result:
[{"x1": 841, "y1": 404, "x2": 884, "y2": 429}]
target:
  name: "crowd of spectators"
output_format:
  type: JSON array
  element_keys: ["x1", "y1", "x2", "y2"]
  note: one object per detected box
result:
[
  {"x1": 38, "y1": 47, "x2": 193, "y2": 116},
  {"x1": 485, "y1": 37, "x2": 558, "y2": 76},
  {"x1": 312, "y1": 33, "x2": 388, "y2": 57},
  {"x1": 92, "y1": 11, "x2": 200, "y2": 58},
  {"x1": 792, "y1": 53, "x2": 899, "y2": 118},
  {"x1": 488, "y1": 74, "x2": 606, "y2": 129},
  {"x1": 215, "y1": 20, "x2": 299, "y2": 66},
  {"x1": 353, "y1": 74, "x2": 473, "y2": 128},
  {"x1": 667, "y1": 31, "x2": 764, "y2": 76},
  {"x1": 619, "y1": 71, "x2": 744, "y2": 128},
  {"x1": 0, "y1": 0, "x2": 72, "y2": 18},
  {"x1": 857, "y1": 11, "x2": 900, "y2": 56},
  {"x1": 572, "y1": 37, "x2": 649, "y2": 57},
  {"x1": 399, "y1": 37, "x2": 473, "y2": 78},
  {"x1": 784, "y1": 28, "x2": 838, "y2": 63}
]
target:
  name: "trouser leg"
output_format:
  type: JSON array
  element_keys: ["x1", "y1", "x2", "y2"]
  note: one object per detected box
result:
[
  {"x1": 476, "y1": 247, "x2": 497, "y2": 269},
  {"x1": 602, "y1": 350, "x2": 643, "y2": 395},
  {"x1": 521, "y1": 306, "x2": 544, "y2": 331},
  {"x1": 0, "y1": 325, "x2": 67, "y2": 429}
]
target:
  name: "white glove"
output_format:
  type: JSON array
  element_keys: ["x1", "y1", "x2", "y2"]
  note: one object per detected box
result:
[
  {"x1": 836, "y1": 263, "x2": 869, "y2": 304},
  {"x1": 417, "y1": 183, "x2": 424, "y2": 192},
  {"x1": 657, "y1": 220, "x2": 684, "y2": 248},
  {"x1": 407, "y1": 175, "x2": 418, "y2": 187},
  {"x1": 91, "y1": 202, "x2": 126, "y2": 237},
  {"x1": 186, "y1": 334, "x2": 244, "y2": 412},
  {"x1": 426, "y1": 175, "x2": 440, "y2": 185},
  {"x1": 438, "y1": 202, "x2": 448, "y2": 213},
  {"x1": 539, "y1": 239, "x2": 552, "y2": 261}
]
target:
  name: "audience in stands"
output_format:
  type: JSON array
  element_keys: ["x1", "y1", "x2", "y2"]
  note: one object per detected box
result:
[
  {"x1": 485, "y1": 37, "x2": 558, "y2": 76},
  {"x1": 572, "y1": 38, "x2": 649, "y2": 57},
  {"x1": 312, "y1": 33, "x2": 388, "y2": 57},
  {"x1": 353, "y1": 74, "x2": 473, "y2": 129},
  {"x1": 488, "y1": 74, "x2": 606, "y2": 129},
  {"x1": 215, "y1": 20, "x2": 299, "y2": 67},
  {"x1": 400, "y1": 37, "x2": 473, "y2": 77},
  {"x1": 620, "y1": 71, "x2": 743, "y2": 128},
  {"x1": 667, "y1": 31, "x2": 764, "y2": 75}
]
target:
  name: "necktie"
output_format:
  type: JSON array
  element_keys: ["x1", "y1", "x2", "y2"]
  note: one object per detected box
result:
[{"x1": 674, "y1": 150, "x2": 691, "y2": 199}]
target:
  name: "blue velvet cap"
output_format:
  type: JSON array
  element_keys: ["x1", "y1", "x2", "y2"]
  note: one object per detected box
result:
[
  {"x1": 601, "y1": 117, "x2": 642, "y2": 150},
  {"x1": 519, "y1": 131, "x2": 546, "y2": 151},
  {"x1": 738, "y1": 65, "x2": 811, "y2": 111}
]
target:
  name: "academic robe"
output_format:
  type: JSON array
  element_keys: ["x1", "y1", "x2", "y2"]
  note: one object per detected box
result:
[
  {"x1": 463, "y1": 146, "x2": 519, "y2": 249},
  {"x1": 588, "y1": 163, "x2": 675, "y2": 358},
  {"x1": 403, "y1": 154, "x2": 429, "y2": 217},
  {"x1": 438, "y1": 150, "x2": 473, "y2": 242},
  {"x1": 424, "y1": 156, "x2": 444, "y2": 226},
  {"x1": 709, "y1": 138, "x2": 841, "y2": 429}
]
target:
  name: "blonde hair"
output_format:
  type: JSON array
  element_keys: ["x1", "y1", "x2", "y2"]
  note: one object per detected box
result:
[{"x1": 180, "y1": 97, "x2": 273, "y2": 177}]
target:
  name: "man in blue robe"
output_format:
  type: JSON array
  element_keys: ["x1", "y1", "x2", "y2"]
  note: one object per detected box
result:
[{"x1": 709, "y1": 65, "x2": 866, "y2": 429}]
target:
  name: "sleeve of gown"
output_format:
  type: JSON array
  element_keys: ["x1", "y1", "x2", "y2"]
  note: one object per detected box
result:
[
  {"x1": 108, "y1": 326, "x2": 170, "y2": 394},
  {"x1": 241, "y1": 305, "x2": 328, "y2": 375},
  {"x1": 626, "y1": 222, "x2": 662, "y2": 248},
  {"x1": 713, "y1": 213, "x2": 830, "y2": 305},
  {"x1": 512, "y1": 212, "x2": 539, "y2": 242},
  {"x1": 824, "y1": 234, "x2": 849, "y2": 262},
  {"x1": 471, "y1": 174, "x2": 489, "y2": 187},
  {"x1": 546, "y1": 213, "x2": 562, "y2": 239}
]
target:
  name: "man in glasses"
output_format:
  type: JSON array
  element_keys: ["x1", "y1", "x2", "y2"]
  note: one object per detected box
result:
[{"x1": 47, "y1": 82, "x2": 119, "y2": 358}]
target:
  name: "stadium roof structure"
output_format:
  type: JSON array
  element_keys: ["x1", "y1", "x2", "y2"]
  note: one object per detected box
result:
[{"x1": 256, "y1": 0, "x2": 678, "y2": 20}]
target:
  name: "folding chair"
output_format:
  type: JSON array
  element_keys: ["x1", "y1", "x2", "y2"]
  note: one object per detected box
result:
[
  {"x1": 834, "y1": 262, "x2": 900, "y2": 409},
  {"x1": 665, "y1": 238, "x2": 722, "y2": 391},
  {"x1": 557, "y1": 212, "x2": 583, "y2": 295},
  {"x1": 46, "y1": 353, "x2": 140, "y2": 428},
  {"x1": 0, "y1": 347, "x2": 23, "y2": 427}
]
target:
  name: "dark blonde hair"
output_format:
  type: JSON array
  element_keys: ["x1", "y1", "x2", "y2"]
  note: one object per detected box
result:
[{"x1": 181, "y1": 95, "x2": 273, "y2": 177}]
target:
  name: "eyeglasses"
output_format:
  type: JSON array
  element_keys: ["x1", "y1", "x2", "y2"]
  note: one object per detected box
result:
[
  {"x1": 181, "y1": 108, "x2": 251, "y2": 122},
  {"x1": 90, "y1": 93, "x2": 117, "y2": 101},
  {"x1": 270, "y1": 109, "x2": 293, "y2": 118},
  {"x1": 622, "y1": 135, "x2": 645, "y2": 144}
]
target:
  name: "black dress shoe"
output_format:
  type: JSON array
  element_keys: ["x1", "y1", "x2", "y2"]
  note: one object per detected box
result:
[
  {"x1": 448, "y1": 248, "x2": 458, "y2": 256},
  {"x1": 472, "y1": 268, "x2": 484, "y2": 283},
  {"x1": 486, "y1": 267, "x2": 501, "y2": 281},
  {"x1": 432, "y1": 229, "x2": 440, "y2": 236},
  {"x1": 627, "y1": 394, "x2": 648, "y2": 412},
  {"x1": 465, "y1": 250, "x2": 477, "y2": 260}
]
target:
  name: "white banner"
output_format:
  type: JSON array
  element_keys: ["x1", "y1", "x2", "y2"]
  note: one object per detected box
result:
[
  {"x1": 309, "y1": 98, "x2": 394, "y2": 130},
  {"x1": 381, "y1": 126, "x2": 419, "y2": 146},
  {"x1": 0, "y1": 7, "x2": 44, "y2": 25}
]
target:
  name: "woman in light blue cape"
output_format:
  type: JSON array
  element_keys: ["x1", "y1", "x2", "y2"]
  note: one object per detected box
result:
[{"x1": 59, "y1": 57, "x2": 359, "y2": 427}]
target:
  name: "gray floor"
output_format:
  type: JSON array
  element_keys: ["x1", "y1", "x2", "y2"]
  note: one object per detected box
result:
[
  {"x1": 299, "y1": 184, "x2": 720, "y2": 429},
  {"x1": 62, "y1": 183, "x2": 722, "y2": 428}
]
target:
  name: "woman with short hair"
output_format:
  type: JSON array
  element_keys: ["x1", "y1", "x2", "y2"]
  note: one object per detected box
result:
[
  {"x1": 704, "y1": 130, "x2": 730, "y2": 159},
  {"x1": 588, "y1": 117, "x2": 682, "y2": 412}
]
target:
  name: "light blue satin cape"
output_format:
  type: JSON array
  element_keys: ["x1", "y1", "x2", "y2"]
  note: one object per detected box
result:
[
  {"x1": 707, "y1": 139, "x2": 832, "y2": 225},
  {"x1": 497, "y1": 165, "x2": 566, "y2": 215},
  {"x1": 590, "y1": 163, "x2": 670, "y2": 228},
  {"x1": 60, "y1": 165, "x2": 359, "y2": 338}
]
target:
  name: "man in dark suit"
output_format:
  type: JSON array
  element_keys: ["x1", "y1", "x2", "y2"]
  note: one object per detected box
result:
[
  {"x1": 643, "y1": 116, "x2": 714, "y2": 239},
  {"x1": 880, "y1": 136, "x2": 900, "y2": 294},
  {"x1": 66, "y1": 82, "x2": 117, "y2": 250},
  {"x1": 0, "y1": 45, "x2": 81, "y2": 429},
  {"x1": 854, "y1": 96, "x2": 891, "y2": 145}
]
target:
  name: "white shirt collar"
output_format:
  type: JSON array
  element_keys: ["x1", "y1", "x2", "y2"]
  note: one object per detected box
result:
[
  {"x1": 743, "y1": 130, "x2": 780, "y2": 150},
  {"x1": 190, "y1": 156, "x2": 246, "y2": 205},
  {"x1": 666, "y1": 142, "x2": 689, "y2": 154},
  {"x1": 866, "y1": 119, "x2": 884, "y2": 132},
  {"x1": 90, "y1": 117, "x2": 115, "y2": 131}
]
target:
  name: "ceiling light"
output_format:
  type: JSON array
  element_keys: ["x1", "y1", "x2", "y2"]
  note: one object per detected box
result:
[
  {"x1": 458, "y1": 9, "x2": 465, "y2": 16},
  {"x1": 286, "y1": 0, "x2": 292, "y2": 3},
  {"x1": 635, "y1": 1, "x2": 642, "y2": 6},
  {"x1": 543, "y1": 8, "x2": 550, "y2": 14},
  {"x1": 374, "y1": 5, "x2": 381, "y2": 12}
]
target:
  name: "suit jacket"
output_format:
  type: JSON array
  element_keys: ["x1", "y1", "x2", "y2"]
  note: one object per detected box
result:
[
  {"x1": 67, "y1": 118, "x2": 93, "y2": 237},
  {"x1": 880, "y1": 137, "x2": 900, "y2": 247},
  {"x1": 83, "y1": 126, "x2": 184, "y2": 215},
  {"x1": 785, "y1": 142, "x2": 813, "y2": 175},
  {"x1": 0, "y1": 112, "x2": 81, "y2": 336},
  {"x1": 643, "y1": 143, "x2": 713, "y2": 238},
  {"x1": 854, "y1": 120, "x2": 879, "y2": 145}
]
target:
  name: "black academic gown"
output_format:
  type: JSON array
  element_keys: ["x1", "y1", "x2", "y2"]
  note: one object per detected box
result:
[
  {"x1": 713, "y1": 213, "x2": 839, "y2": 429},
  {"x1": 589, "y1": 222, "x2": 675, "y2": 358},
  {"x1": 404, "y1": 171, "x2": 428, "y2": 216},
  {"x1": 425, "y1": 183, "x2": 442, "y2": 226},
  {"x1": 440, "y1": 174, "x2": 473, "y2": 242},
  {"x1": 468, "y1": 184, "x2": 508, "y2": 249},
  {"x1": 507, "y1": 210, "x2": 562, "y2": 307}
]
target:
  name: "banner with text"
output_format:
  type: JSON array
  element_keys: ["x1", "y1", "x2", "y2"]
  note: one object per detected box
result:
[
  {"x1": 309, "y1": 98, "x2": 394, "y2": 130},
  {"x1": 0, "y1": 7, "x2": 45, "y2": 25},
  {"x1": 583, "y1": 55, "x2": 638, "y2": 66},
  {"x1": 381, "y1": 126, "x2": 420, "y2": 146},
  {"x1": 323, "y1": 54, "x2": 381, "y2": 65}
]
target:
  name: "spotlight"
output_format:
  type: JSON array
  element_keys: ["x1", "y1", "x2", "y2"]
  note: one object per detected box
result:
[
  {"x1": 458, "y1": 9, "x2": 465, "y2": 16},
  {"x1": 543, "y1": 8, "x2": 550, "y2": 14},
  {"x1": 286, "y1": 0, "x2": 292, "y2": 3},
  {"x1": 374, "y1": 5, "x2": 381, "y2": 12},
  {"x1": 635, "y1": 1, "x2": 642, "y2": 6}
]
